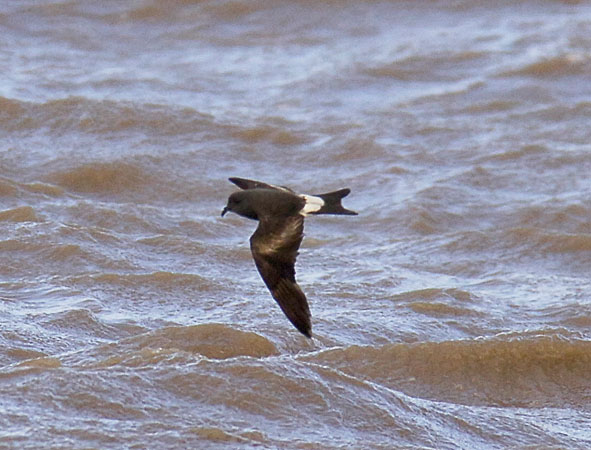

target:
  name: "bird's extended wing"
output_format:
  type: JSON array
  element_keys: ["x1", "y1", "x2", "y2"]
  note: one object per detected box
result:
[
  {"x1": 249, "y1": 214, "x2": 311, "y2": 337},
  {"x1": 229, "y1": 177, "x2": 293, "y2": 193}
]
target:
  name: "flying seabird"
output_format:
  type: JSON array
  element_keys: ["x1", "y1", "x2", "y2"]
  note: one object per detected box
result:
[{"x1": 221, "y1": 177, "x2": 357, "y2": 338}]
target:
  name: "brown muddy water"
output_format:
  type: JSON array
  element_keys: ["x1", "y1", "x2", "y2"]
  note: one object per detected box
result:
[{"x1": 1, "y1": 1, "x2": 591, "y2": 449}]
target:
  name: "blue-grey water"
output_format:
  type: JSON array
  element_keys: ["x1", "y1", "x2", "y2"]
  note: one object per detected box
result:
[{"x1": 1, "y1": 1, "x2": 591, "y2": 448}]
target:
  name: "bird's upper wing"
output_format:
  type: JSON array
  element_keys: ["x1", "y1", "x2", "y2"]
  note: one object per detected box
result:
[
  {"x1": 229, "y1": 177, "x2": 294, "y2": 193},
  {"x1": 249, "y1": 214, "x2": 311, "y2": 337}
]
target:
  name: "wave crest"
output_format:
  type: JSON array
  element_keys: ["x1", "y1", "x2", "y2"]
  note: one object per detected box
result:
[
  {"x1": 312, "y1": 335, "x2": 591, "y2": 407},
  {"x1": 129, "y1": 324, "x2": 278, "y2": 360}
]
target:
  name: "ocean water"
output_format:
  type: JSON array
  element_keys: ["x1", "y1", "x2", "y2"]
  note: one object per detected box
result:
[{"x1": 1, "y1": 1, "x2": 591, "y2": 448}]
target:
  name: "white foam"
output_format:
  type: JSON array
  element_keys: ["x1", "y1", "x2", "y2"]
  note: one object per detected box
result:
[{"x1": 301, "y1": 195, "x2": 324, "y2": 215}]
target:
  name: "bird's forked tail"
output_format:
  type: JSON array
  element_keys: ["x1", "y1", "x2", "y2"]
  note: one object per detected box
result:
[{"x1": 306, "y1": 188, "x2": 357, "y2": 215}]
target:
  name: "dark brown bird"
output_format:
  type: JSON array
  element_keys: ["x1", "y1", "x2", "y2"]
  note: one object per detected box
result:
[{"x1": 221, "y1": 177, "x2": 357, "y2": 338}]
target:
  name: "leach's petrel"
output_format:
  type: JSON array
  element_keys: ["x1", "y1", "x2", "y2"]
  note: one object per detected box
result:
[{"x1": 221, "y1": 177, "x2": 357, "y2": 338}]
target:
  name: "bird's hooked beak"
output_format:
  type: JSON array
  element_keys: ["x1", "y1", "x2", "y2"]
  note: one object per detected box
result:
[{"x1": 221, "y1": 206, "x2": 229, "y2": 217}]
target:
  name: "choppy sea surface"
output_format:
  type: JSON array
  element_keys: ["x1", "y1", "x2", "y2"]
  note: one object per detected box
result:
[{"x1": 2, "y1": 1, "x2": 591, "y2": 448}]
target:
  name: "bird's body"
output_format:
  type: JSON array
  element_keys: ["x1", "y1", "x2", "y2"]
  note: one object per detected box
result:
[
  {"x1": 225, "y1": 189, "x2": 305, "y2": 221},
  {"x1": 222, "y1": 177, "x2": 357, "y2": 338}
]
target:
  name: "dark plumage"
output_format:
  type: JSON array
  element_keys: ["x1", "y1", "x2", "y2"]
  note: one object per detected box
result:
[{"x1": 221, "y1": 177, "x2": 357, "y2": 337}]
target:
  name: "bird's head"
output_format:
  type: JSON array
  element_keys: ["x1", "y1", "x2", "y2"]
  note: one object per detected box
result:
[{"x1": 221, "y1": 191, "x2": 258, "y2": 220}]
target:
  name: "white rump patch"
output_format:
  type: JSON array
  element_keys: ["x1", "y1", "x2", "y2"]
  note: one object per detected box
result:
[{"x1": 301, "y1": 195, "x2": 324, "y2": 216}]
